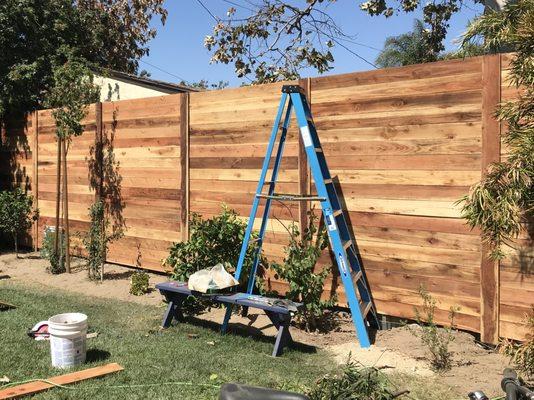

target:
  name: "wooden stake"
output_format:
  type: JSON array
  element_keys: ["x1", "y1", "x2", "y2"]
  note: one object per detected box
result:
[
  {"x1": 53, "y1": 137, "x2": 61, "y2": 255},
  {"x1": 0, "y1": 363, "x2": 123, "y2": 399},
  {"x1": 61, "y1": 138, "x2": 71, "y2": 273}
]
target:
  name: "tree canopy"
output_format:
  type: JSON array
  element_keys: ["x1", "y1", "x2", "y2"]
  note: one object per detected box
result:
[
  {"x1": 0, "y1": 0, "x2": 166, "y2": 117},
  {"x1": 204, "y1": 0, "x2": 486, "y2": 83}
]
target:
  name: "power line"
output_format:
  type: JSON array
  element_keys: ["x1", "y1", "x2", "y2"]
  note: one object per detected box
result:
[
  {"x1": 195, "y1": 0, "x2": 219, "y2": 22},
  {"x1": 221, "y1": 0, "x2": 255, "y2": 12},
  {"x1": 331, "y1": 38, "x2": 378, "y2": 69},
  {"x1": 339, "y1": 37, "x2": 382, "y2": 52},
  {"x1": 139, "y1": 59, "x2": 188, "y2": 82}
]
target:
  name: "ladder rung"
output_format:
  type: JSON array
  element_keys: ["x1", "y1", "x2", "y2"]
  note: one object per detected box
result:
[
  {"x1": 351, "y1": 270, "x2": 362, "y2": 285},
  {"x1": 256, "y1": 193, "x2": 326, "y2": 202},
  {"x1": 315, "y1": 148, "x2": 323, "y2": 153},
  {"x1": 343, "y1": 240, "x2": 352, "y2": 250},
  {"x1": 359, "y1": 301, "x2": 372, "y2": 318},
  {"x1": 324, "y1": 178, "x2": 332, "y2": 184},
  {"x1": 333, "y1": 209, "x2": 343, "y2": 217}
]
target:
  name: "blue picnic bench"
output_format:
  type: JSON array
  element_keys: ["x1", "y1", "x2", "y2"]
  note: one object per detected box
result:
[{"x1": 156, "y1": 281, "x2": 303, "y2": 357}]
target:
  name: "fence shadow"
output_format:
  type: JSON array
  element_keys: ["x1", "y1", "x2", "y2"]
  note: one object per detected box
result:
[
  {"x1": 0, "y1": 114, "x2": 33, "y2": 249},
  {"x1": 87, "y1": 108, "x2": 125, "y2": 237}
]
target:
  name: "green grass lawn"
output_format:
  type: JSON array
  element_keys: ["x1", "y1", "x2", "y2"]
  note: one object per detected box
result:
[{"x1": 0, "y1": 282, "x2": 335, "y2": 399}]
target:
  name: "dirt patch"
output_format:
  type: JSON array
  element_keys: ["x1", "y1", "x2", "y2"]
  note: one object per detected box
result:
[
  {"x1": 330, "y1": 325, "x2": 510, "y2": 397},
  {"x1": 0, "y1": 251, "x2": 511, "y2": 398}
]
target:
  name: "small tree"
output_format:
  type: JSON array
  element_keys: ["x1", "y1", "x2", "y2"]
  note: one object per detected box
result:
[
  {"x1": 45, "y1": 54, "x2": 99, "y2": 273},
  {"x1": 271, "y1": 211, "x2": 337, "y2": 332},
  {"x1": 0, "y1": 189, "x2": 36, "y2": 256}
]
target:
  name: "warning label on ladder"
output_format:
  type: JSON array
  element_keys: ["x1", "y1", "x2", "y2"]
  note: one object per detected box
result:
[{"x1": 300, "y1": 126, "x2": 312, "y2": 147}]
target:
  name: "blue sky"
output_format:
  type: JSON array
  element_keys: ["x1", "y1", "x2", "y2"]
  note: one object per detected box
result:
[{"x1": 140, "y1": 1, "x2": 484, "y2": 87}]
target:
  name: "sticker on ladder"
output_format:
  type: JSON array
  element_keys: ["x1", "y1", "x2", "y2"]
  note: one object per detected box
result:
[
  {"x1": 337, "y1": 253, "x2": 348, "y2": 275},
  {"x1": 300, "y1": 126, "x2": 313, "y2": 147},
  {"x1": 326, "y1": 214, "x2": 337, "y2": 231}
]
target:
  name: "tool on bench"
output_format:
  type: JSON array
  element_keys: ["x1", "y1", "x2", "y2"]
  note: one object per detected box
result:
[{"x1": 221, "y1": 84, "x2": 379, "y2": 348}]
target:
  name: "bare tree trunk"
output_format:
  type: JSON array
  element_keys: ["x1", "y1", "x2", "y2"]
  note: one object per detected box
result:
[
  {"x1": 13, "y1": 234, "x2": 18, "y2": 258},
  {"x1": 54, "y1": 137, "x2": 61, "y2": 255},
  {"x1": 61, "y1": 139, "x2": 71, "y2": 273}
]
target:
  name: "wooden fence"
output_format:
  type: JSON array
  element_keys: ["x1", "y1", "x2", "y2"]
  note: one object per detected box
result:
[{"x1": 1, "y1": 53, "x2": 532, "y2": 343}]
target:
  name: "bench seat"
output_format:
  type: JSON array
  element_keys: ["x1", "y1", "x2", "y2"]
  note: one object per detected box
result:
[{"x1": 156, "y1": 281, "x2": 303, "y2": 357}]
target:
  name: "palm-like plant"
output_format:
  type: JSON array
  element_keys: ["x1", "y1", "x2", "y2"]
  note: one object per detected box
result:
[{"x1": 459, "y1": 0, "x2": 534, "y2": 258}]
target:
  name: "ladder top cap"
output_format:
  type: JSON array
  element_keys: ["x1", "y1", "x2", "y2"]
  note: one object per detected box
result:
[{"x1": 281, "y1": 85, "x2": 305, "y2": 94}]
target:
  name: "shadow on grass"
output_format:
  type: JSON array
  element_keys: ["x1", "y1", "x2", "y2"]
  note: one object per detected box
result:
[
  {"x1": 180, "y1": 315, "x2": 318, "y2": 355},
  {"x1": 86, "y1": 348, "x2": 111, "y2": 363}
]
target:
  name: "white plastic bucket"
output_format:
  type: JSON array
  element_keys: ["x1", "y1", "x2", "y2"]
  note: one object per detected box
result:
[{"x1": 48, "y1": 313, "x2": 88, "y2": 368}]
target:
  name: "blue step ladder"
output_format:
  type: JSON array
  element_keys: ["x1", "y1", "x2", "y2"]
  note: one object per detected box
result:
[{"x1": 222, "y1": 85, "x2": 379, "y2": 347}]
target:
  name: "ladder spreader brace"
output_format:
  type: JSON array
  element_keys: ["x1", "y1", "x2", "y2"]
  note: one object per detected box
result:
[{"x1": 222, "y1": 84, "x2": 379, "y2": 348}]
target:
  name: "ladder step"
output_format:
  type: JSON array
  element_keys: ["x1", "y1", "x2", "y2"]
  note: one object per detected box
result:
[
  {"x1": 359, "y1": 301, "x2": 372, "y2": 318},
  {"x1": 315, "y1": 148, "x2": 323, "y2": 153},
  {"x1": 343, "y1": 240, "x2": 352, "y2": 250},
  {"x1": 256, "y1": 193, "x2": 326, "y2": 201},
  {"x1": 351, "y1": 270, "x2": 362, "y2": 285},
  {"x1": 333, "y1": 209, "x2": 343, "y2": 217},
  {"x1": 324, "y1": 178, "x2": 332, "y2": 184}
]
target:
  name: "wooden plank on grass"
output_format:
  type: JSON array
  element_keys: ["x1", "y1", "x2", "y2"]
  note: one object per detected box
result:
[{"x1": 0, "y1": 363, "x2": 123, "y2": 399}]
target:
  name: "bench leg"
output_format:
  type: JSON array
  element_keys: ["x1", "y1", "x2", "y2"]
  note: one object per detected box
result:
[
  {"x1": 221, "y1": 305, "x2": 233, "y2": 334},
  {"x1": 161, "y1": 295, "x2": 185, "y2": 328},
  {"x1": 265, "y1": 311, "x2": 292, "y2": 357}
]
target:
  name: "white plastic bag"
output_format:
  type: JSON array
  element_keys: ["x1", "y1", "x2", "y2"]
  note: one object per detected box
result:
[{"x1": 188, "y1": 263, "x2": 239, "y2": 293}]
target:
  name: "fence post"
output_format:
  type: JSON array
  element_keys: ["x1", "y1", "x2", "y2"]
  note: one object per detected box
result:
[
  {"x1": 32, "y1": 111, "x2": 39, "y2": 251},
  {"x1": 180, "y1": 93, "x2": 190, "y2": 242},
  {"x1": 480, "y1": 54, "x2": 501, "y2": 344},
  {"x1": 298, "y1": 78, "x2": 311, "y2": 239}
]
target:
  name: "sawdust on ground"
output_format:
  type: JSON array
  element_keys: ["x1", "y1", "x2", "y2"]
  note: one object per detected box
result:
[{"x1": 0, "y1": 251, "x2": 511, "y2": 398}]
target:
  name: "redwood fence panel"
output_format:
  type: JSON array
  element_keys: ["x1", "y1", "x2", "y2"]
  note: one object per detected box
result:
[{"x1": 1, "y1": 54, "x2": 532, "y2": 342}]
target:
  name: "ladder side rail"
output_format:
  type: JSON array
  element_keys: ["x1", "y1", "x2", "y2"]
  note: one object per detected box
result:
[
  {"x1": 222, "y1": 93, "x2": 289, "y2": 335},
  {"x1": 233, "y1": 93, "x2": 289, "y2": 282},
  {"x1": 290, "y1": 92, "x2": 372, "y2": 348},
  {"x1": 246, "y1": 99, "x2": 294, "y2": 294}
]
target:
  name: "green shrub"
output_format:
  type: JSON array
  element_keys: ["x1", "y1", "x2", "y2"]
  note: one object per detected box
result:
[
  {"x1": 270, "y1": 211, "x2": 336, "y2": 332},
  {"x1": 83, "y1": 200, "x2": 122, "y2": 281},
  {"x1": 308, "y1": 358, "x2": 395, "y2": 400},
  {"x1": 407, "y1": 286, "x2": 458, "y2": 371},
  {"x1": 501, "y1": 306, "x2": 534, "y2": 380},
  {"x1": 41, "y1": 226, "x2": 66, "y2": 274},
  {"x1": 0, "y1": 188, "x2": 37, "y2": 256},
  {"x1": 165, "y1": 205, "x2": 260, "y2": 288},
  {"x1": 130, "y1": 271, "x2": 150, "y2": 296}
]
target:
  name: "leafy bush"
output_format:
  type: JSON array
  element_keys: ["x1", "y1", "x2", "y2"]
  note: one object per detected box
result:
[
  {"x1": 0, "y1": 188, "x2": 36, "y2": 256},
  {"x1": 41, "y1": 226, "x2": 66, "y2": 274},
  {"x1": 407, "y1": 286, "x2": 458, "y2": 371},
  {"x1": 165, "y1": 205, "x2": 260, "y2": 287},
  {"x1": 308, "y1": 358, "x2": 395, "y2": 400},
  {"x1": 130, "y1": 271, "x2": 150, "y2": 296},
  {"x1": 270, "y1": 211, "x2": 336, "y2": 332},
  {"x1": 501, "y1": 306, "x2": 534, "y2": 380}
]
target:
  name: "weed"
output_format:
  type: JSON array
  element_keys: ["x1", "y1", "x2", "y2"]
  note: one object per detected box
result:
[
  {"x1": 308, "y1": 357, "x2": 397, "y2": 400},
  {"x1": 130, "y1": 271, "x2": 150, "y2": 296},
  {"x1": 407, "y1": 286, "x2": 458, "y2": 371}
]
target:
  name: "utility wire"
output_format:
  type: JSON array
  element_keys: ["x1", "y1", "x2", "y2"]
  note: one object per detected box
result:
[
  {"x1": 331, "y1": 38, "x2": 378, "y2": 69},
  {"x1": 195, "y1": 0, "x2": 219, "y2": 21},
  {"x1": 139, "y1": 59, "x2": 188, "y2": 82},
  {"x1": 221, "y1": 0, "x2": 255, "y2": 12}
]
